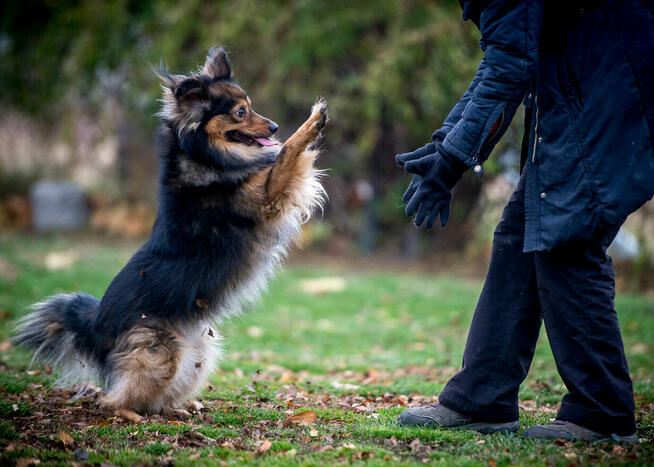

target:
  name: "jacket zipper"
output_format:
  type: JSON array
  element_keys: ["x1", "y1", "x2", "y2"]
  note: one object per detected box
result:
[{"x1": 532, "y1": 96, "x2": 539, "y2": 163}]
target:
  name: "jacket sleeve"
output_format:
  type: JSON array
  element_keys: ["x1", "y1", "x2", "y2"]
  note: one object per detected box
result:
[
  {"x1": 441, "y1": 0, "x2": 543, "y2": 171},
  {"x1": 432, "y1": 58, "x2": 489, "y2": 143}
]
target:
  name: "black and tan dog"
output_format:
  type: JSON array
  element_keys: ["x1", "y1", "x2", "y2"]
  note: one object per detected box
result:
[{"x1": 14, "y1": 47, "x2": 326, "y2": 416}]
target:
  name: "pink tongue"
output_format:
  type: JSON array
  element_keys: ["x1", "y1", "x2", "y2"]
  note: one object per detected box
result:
[{"x1": 254, "y1": 137, "x2": 280, "y2": 147}]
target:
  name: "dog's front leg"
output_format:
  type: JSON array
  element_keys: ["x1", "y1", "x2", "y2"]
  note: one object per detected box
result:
[{"x1": 263, "y1": 100, "x2": 327, "y2": 218}]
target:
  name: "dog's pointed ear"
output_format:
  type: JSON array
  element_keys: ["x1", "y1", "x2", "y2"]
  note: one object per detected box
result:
[
  {"x1": 203, "y1": 47, "x2": 232, "y2": 80},
  {"x1": 173, "y1": 77, "x2": 204, "y2": 100}
]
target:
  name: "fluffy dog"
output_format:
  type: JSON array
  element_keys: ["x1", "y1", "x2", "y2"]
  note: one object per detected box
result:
[{"x1": 14, "y1": 47, "x2": 326, "y2": 416}]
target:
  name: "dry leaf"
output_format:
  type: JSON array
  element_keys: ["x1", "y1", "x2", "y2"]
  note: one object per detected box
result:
[
  {"x1": 342, "y1": 442, "x2": 356, "y2": 449},
  {"x1": 26, "y1": 370, "x2": 40, "y2": 376},
  {"x1": 44, "y1": 364, "x2": 52, "y2": 375},
  {"x1": 283, "y1": 410, "x2": 318, "y2": 427},
  {"x1": 488, "y1": 459, "x2": 497, "y2": 467},
  {"x1": 58, "y1": 431, "x2": 74, "y2": 447},
  {"x1": 309, "y1": 428, "x2": 318, "y2": 437},
  {"x1": 168, "y1": 420, "x2": 184, "y2": 426},
  {"x1": 285, "y1": 448, "x2": 297, "y2": 457},
  {"x1": 255, "y1": 439, "x2": 272, "y2": 457},
  {"x1": 299, "y1": 277, "x2": 346, "y2": 295},
  {"x1": 114, "y1": 408, "x2": 143, "y2": 423},
  {"x1": 0, "y1": 340, "x2": 12, "y2": 352},
  {"x1": 16, "y1": 459, "x2": 41, "y2": 467},
  {"x1": 44, "y1": 251, "x2": 79, "y2": 271}
]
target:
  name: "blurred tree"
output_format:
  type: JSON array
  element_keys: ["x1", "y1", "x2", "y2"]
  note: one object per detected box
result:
[{"x1": 1, "y1": 0, "x2": 513, "y2": 255}]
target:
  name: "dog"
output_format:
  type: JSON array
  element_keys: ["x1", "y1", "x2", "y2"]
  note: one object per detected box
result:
[{"x1": 14, "y1": 47, "x2": 327, "y2": 417}]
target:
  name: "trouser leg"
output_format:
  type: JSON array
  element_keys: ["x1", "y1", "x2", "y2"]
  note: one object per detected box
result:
[
  {"x1": 439, "y1": 179, "x2": 542, "y2": 422},
  {"x1": 534, "y1": 227, "x2": 636, "y2": 435}
]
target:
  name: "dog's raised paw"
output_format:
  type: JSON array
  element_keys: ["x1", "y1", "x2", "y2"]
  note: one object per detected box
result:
[{"x1": 311, "y1": 98, "x2": 328, "y2": 130}]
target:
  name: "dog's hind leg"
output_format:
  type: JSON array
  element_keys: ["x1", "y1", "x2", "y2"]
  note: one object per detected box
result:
[
  {"x1": 100, "y1": 325, "x2": 180, "y2": 414},
  {"x1": 263, "y1": 100, "x2": 327, "y2": 219}
]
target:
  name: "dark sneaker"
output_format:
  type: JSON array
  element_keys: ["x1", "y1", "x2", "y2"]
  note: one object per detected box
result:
[
  {"x1": 397, "y1": 403, "x2": 519, "y2": 434},
  {"x1": 524, "y1": 420, "x2": 638, "y2": 443}
]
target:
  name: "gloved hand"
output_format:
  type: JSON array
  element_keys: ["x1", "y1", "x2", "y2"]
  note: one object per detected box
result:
[
  {"x1": 403, "y1": 150, "x2": 467, "y2": 229},
  {"x1": 395, "y1": 139, "x2": 444, "y2": 205}
]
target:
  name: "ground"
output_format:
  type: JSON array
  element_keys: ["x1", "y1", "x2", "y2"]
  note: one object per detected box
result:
[{"x1": 0, "y1": 234, "x2": 652, "y2": 466}]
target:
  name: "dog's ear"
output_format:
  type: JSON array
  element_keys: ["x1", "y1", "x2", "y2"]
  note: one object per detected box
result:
[
  {"x1": 203, "y1": 47, "x2": 232, "y2": 80},
  {"x1": 173, "y1": 77, "x2": 205, "y2": 100}
]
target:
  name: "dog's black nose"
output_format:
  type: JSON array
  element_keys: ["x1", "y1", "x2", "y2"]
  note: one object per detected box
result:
[{"x1": 269, "y1": 122, "x2": 278, "y2": 134}]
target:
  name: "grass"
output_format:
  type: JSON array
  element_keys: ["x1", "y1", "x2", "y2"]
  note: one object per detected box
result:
[{"x1": 0, "y1": 232, "x2": 652, "y2": 465}]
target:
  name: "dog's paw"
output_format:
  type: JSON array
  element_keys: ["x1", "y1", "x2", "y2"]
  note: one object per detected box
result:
[
  {"x1": 163, "y1": 406, "x2": 192, "y2": 420},
  {"x1": 311, "y1": 98, "x2": 328, "y2": 130}
]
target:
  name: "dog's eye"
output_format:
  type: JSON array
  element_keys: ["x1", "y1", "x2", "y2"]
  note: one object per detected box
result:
[{"x1": 236, "y1": 108, "x2": 246, "y2": 119}]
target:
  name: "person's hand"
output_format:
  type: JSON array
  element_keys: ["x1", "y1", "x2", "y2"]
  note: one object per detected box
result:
[
  {"x1": 396, "y1": 139, "x2": 445, "y2": 206},
  {"x1": 395, "y1": 140, "x2": 440, "y2": 168},
  {"x1": 403, "y1": 151, "x2": 466, "y2": 229}
]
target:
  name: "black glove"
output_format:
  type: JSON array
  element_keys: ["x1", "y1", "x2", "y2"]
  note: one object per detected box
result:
[
  {"x1": 403, "y1": 150, "x2": 467, "y2": 229},
  {"x1": 395, "y1": 139, "x2": 444, "y2": 205}
]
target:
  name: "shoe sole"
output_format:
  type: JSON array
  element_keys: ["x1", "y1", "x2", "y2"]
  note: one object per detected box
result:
[
  {"x1": 524, "y1": 429, "x2": 639, "y2": 444},
  {"x1": 456, "y1": 421, "x2": 520, "y2": 434}
]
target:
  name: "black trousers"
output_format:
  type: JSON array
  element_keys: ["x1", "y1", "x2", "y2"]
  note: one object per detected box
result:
[{"x1": 439, "y1": 175, "x2": 636, "y2": 436}]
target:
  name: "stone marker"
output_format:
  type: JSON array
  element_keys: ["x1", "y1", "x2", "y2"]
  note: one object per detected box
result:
[{"x1": 30, "y1": 180, "x2": 89, "y2": 231}]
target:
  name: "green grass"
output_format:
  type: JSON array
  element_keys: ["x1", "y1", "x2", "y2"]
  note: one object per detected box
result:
[{"x1": 0, "y1": 233, "x2": 652, "y2": 465}]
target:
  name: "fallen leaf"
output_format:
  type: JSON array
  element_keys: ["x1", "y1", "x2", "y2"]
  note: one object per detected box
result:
[
  {"x1": 630, "y1": 342, "x2": 649, "y2": 354},
  {"x1": 299, "y1": 277, "x2": 346, "y2": 295},
  {"x1": 283, "y1": 410, "x2": 318, "y2": 427},
  {"x1": 488, "y1": 459, "x2": 497, "y2": 467},
  {"x1": 255, "y1": 439, "x2": 272, "y2": 457},
  {"x1": 285, "y1": 448, "x2": 297, "y2": 456},
  {"x1": 330, "y1": 381, "x2": 360, "y2": 391},
  {"x1": 44, "y1": 251, "x2": 79, "y2": 271},
  {"x1": 44, "y1": 364, "x2": 52, "y2": 375},
  {"x1": 12, "y1": 404, "x2": 18, "y2": 412},
  {"x1": 409, "y1": 438, "x2": 421, "y2": 450},
  {"x1": 168, "y1": 420, "x2": 184, "y2": 426},
  {"x1": 26, "y1": 370, "x2": 41, "y2": 376},
  {"x1": 16, "y1": 458, "x2": 41, "y2": 467},
  {"x1": 342, "y1": 442, "x2": 356, "y2": 449},
  {"x1": 114, "y1": 408, "x2": 143, "y2": 423},
  {"x1": 0, "y1": 340, "x2": 12, "y2": 352},
  {"x1": 58, "y1": 431, "x2": 74, "y2": 447},
  {"x1": 309, "y1": 428, "x2": 318, "y2": 437}
]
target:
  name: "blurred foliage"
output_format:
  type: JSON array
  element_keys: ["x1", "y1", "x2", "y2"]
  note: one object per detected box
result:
[{"x1": 0, "y1": 0, "x2": 507, "y2": 253}]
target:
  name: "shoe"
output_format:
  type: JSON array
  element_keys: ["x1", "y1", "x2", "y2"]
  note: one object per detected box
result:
[
  {"x1": 397, "y1": 403, "x2": 519, "y2": 434},
  {"x1": 524, "y1": 420, "x2": 638, "y2": 443}
]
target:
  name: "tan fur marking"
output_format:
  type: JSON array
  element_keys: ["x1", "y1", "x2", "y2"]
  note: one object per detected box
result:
[
  {"x1": 46, "y1": 322, "x2": 62, "y2": 337},
  {"x1": 100, "y1": 326, "x2": 180, "y2": 414},
  {"x1": 263, "y1": 100, "x2": 327, "y2": 220}
]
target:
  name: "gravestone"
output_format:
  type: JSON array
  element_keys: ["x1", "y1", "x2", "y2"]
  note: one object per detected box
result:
[{"x1": 30, "y1": 180, "x2": 89, "y2": 231}]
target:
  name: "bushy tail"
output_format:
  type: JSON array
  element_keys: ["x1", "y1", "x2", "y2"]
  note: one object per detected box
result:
[{"x1": 13, "y1": 293, "x2": 101, "y2": 385}]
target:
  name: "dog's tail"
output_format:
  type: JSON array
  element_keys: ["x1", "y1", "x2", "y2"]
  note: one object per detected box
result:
[{"x1": 13, "y1": 293, "x2": 101, "y2": 385}]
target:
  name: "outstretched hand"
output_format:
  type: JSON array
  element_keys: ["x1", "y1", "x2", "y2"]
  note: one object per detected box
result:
[{"x1": 396, "y1": 146, "x2": 466, "y2": 229}]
